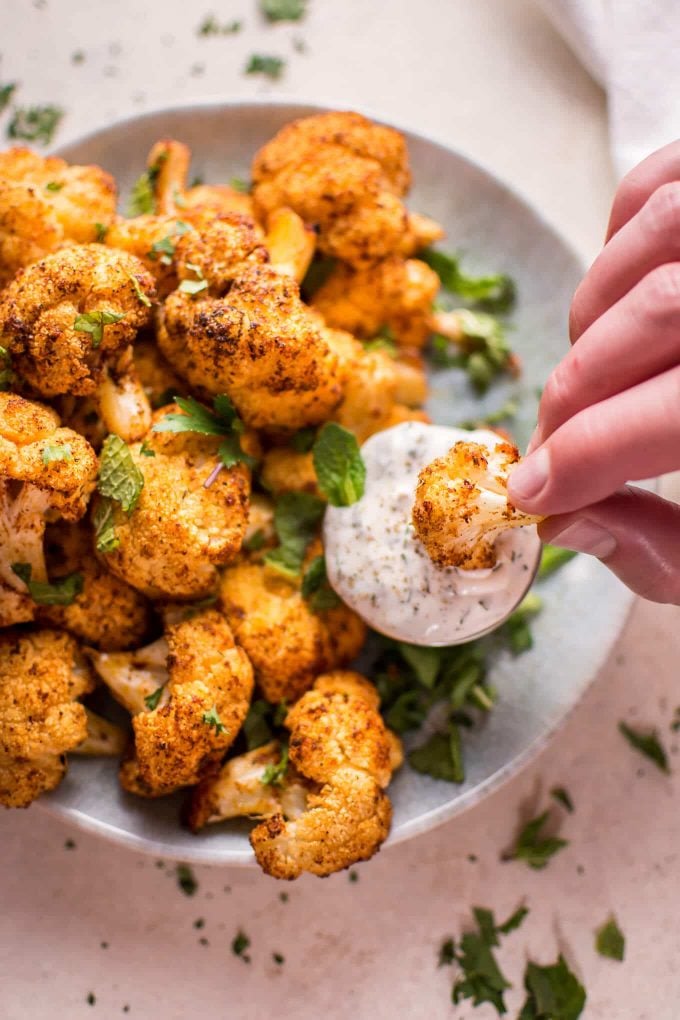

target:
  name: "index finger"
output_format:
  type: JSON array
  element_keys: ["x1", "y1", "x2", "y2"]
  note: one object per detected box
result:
[{"x1": 606, "y1": 139, "x2": 680, "y2": 243}]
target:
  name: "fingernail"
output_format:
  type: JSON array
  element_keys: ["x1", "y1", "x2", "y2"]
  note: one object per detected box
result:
[
  {"x1": 549, "y1": 520, "x2": 617, "y2": 560},
  {"x1": 508, "y1": 447, "x2": 550, "y2": 504}
]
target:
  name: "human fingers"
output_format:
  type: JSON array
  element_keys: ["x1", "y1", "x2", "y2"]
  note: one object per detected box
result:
[
  {"x1": 538, "y1": 264, "x2": 680, "y2": 443},
  {"x1": 570, "y1": 183, "x2": 680, "y2": 341},
  {"x1": 539, "y1": 485, "x2": 680, "y2": 604},
  {"x1": 508, "y1": 365, "x2": 680, "y2": 516},
  {"x1": 606, "y1": 139, "x2": 680, "y2": 243}
]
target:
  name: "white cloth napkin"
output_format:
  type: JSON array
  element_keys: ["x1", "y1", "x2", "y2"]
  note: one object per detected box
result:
[{"x1": 536, "y1": 0, "x2": 680, "y2": 177}]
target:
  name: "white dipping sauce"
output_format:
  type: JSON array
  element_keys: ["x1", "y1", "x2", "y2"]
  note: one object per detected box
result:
[{"x1": 323, "y1": 421, "x2": 541, "y2": 646}]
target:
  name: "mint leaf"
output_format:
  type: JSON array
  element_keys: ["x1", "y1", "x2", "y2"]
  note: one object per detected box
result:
[
  {"x1": 519, "y1": 955, "x2": 586, "y2": 1020},
  {"x1": 595, "y1": 917, "x2": 625, "y2": 962},
  {"x1": 507, "y1": 810, "x2": 568, "y2": 870},
  {"x1": 618, "y1": 721, "x2": 669, "y2": 773},
  {"x1": 408, "y1": 729, "x2": 464, "y2": 784},
  {"x1": 312, "y1": 422, "x2": 365, "y2": 506},
  {"x1": 497, "y1": 904, "x2": 529, "y2": 936},
  {"x1": 97, "y1": 434, "x2": 144, "y2": 514},
  {"x1": 264, "y1": 491, "x2": 325, "y2": 579},
  {"x1": 550, "y1": 787, "x2": 574, "y2": 813},
  {"x1": 92, "y1": 497, "x2": 120, "y2": 553},
  {"x1": 74, "y1": 310, "x2": 125, "y2": 349},
  {"x1": 301, "y1": 554, "x2": 340, "y2": 611},
  {"x1": 397, "y1": 643, "x2": 442, "y2": 688},
  {"x1": 11, "y1": 562, "x2": 83, "y2": 606},
  {"x1": 41, "y1": 443, "x2": 72, "y2": 465},
  {"x1": 452, "y1": 928, "x2": 512, "y2": 1014}
]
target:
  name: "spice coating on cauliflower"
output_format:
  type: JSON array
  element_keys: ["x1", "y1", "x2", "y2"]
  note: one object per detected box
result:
[
  {"x1": 412, "y1": 440, "x2": 543, "y2": 569},
  {"x1": 98, "y1": 407, "x2": 252, "y2": 599},
  {"x1": 219, "y1": 559, "x2": 366, "y2": 704},
  {"x1": 0, "y1": 628, "x2": 94, "y2": 808}
]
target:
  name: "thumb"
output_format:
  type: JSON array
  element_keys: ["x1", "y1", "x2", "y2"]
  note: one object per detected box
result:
[{"x1": 538, "y1": 485, "x2": 680, "y2": 604}]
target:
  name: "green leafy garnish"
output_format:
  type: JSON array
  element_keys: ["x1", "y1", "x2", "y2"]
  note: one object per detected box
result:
[
  {"x1": 261, "y1": 743, "x2": 289, "y2": 786},
  {"x1": 144, "y1": 684, "x2": 166, "y2": 711},
  {"x1": 312, "y1": 422, "x2": 365, "y2": 506},
  {"x1": 97, "y1": 434, "x2": 145, "y2": 514},
  {"x1": 499, "y1": 592, "x2": 542, "y2": 655},
  {"x1": 126, "y1": 153, "x2": 167, "y2": 217},
  {"x1": 301, "y1": 554, "x2": 340, "y2": 611},
  {"x1": 291, "y1": 427, "x2": 316, "y2": 453},
  {"x1": 11, "y1": 563, "x2": 83, "y2": 606},
  {"x1": 496, "y1": 904, "x2": 530, "y2": 936},
  {"x1": 430, "y1": 309, "x2": 513, "y2": 393},
  {"x1": 519, "y1": 955, "x2": 586, "y2": 1019},
  {"x1": 506, "y1": 810, "x2": 569, "y2": 870},
  {"x1": 409, "y1": 730, "x2": 464, "y2": 783},
  {"x1": 420, "y1": 248, "x2": 516, "y2": 313},
  {"x1": 550, "y1": 787, "x2": 574, "y2": 813},
  {"x1": 198, "y1": 15, "x2": 242, "y2": 35},
  {"x1": 0, "y1": 345, "x2": 14, "y2": 390},
  {"x1": 397, "y1": 643, "x2": 441, "y2": 689},
  {"x1": 363, "y1": 335, "x2": 398, "y2": 357},
  {"x1": 261, "y1": 0, "x2": 306, "y2": 21},
  {"x1": 147, "y1": 221, "x2": 191, "y2": 264},
  {"x1": 153, "y1": 394, "x2": 256, "y2": 471},
  {"x1": 45, "y1": 180, "x2": 64, "y2": 192},
  {"x1": 538, "y1": 545, "x2": 578, "y2": 579},
  {"x1": 0, "y1": 83, "x2": 16, "y2": 114},
  {"x1": 451, "y1": 923, "x2": 512, "y2": 1012},
  {"x1": 272, "y1": 952, "x2": 285, "y2": 965},
  {"x1": 73, "y1": 309, "x2": 125, "y2": 349},
  {"x1": 139, "y1": 441, "x2": 155, "y2": 458},
  {"x1": 41, "y1": 443, "x2": 72, "y2": 465},
  {"x1": 202, "y1": 705, "x2": 227, "y2": 735},
  {"x1": 7, "y1": 105, "x2": 63, "y2": 145},
  {"x1": 301, "y1": 255, "x2": 336, "y2": 300},
  {"x1": 595, "y1": 917, "x2": 625, "y2": 962},
  {"x1": 243, "y1": 528, "x2": 266, "y2": 552},
  {"x1": 458, "y1": 398, "x2": 518, "y2": 431},
  {"x1": 229, "y1": 176, "x2": 250, "y2": 192},
  {"x1": 92, "y1": 498, "x2": 120, "y2": 553},
  {"x1": 264, "y1": 491, "x2": 325, "y2": 580},
  {"x1": 127, "y1": 273, "x2": 151, "y2": 308},
  {"x1": 245, "y1": 54, "x2": 286, "y2": 80},
  {"x1": 178, "y1": 261, "x2": 208, "y2": 296},
  {"x1": 94, "y1": 222, "x2": 108, "y2": 243},
  {"x1": 618, "y1": 721, "x2": 669, "y2": 773},
  {"x1": 243, "y1": 699, "x2": 280, "y2": 750},
  {"x1": 438, "y1": 938, "x2": 456, "y2": 967},
  {"x1": 176, "y1": 863, "x2": 198, "y2": 896},
  {"x1": 232, "y1": 930, "x2": 251, "y2": 961}
]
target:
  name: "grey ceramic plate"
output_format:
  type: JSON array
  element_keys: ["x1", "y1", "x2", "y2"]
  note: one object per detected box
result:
[{"x1": 38, "y1": 100, "x2": 634, "y2": 864}]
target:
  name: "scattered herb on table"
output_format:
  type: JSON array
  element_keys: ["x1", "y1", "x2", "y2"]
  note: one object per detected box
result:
[
  {"x1": 618, "y1": 721, "x2": 669, "y2": 773},
  {"x1": 176, "y1": 863, "x2": 198, "y2": 896},
  {"x1": 519, "y1": 955, "x2": 586, "y2": 1019},
  {"x1": 273, "y1": 952, "x2": 285, "y2": 965},
  {"x1": 0, "y1": 83, "x2": 17, "y2": 114},
  {"x1": 261, "y1": 0, "x2": 307, "y2": 21},
  {"x1": 232, "y1": 930, "x2": 251, "y2": 962},
  {"x1": 348, "y1": 870, "x2": 359, "y2": 883},
  {"x1": 595, "y1": 916, "x2": 625, "y2": 962},
  {"x1": 441, "y1": 904, "x2": 528, "y2": 1014},
  {"x1": 245, "y1": 54, "x2": 286, "y2": 80},
  {"x1": 504, "y1": 810, "x2": 569, "y2": 870},
  {"x1": 197, "y1": 14, "x2": 242, "y2": 35},
  {"x1": 86, "y1": 992, "x2": 96, "y2": 1006},
  {"x1": 7, "y1": 105, "x2": 63, "y2": 145},
  {"x1": 550, "y1": 787, "x2": 574, "y2": 813}
]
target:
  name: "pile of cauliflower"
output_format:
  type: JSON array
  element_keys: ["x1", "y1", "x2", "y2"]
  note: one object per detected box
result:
[{"x1": 0, "y1": 111, "x2": 473, "y2": 879}]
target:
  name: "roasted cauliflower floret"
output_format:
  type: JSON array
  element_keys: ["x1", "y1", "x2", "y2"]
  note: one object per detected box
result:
[
  {"x1": 38, "y1": 520, "x2": 152, "y2": 650},
  {"x1": 158, "y1": 264, "x2": 343, "y2": 430},
  {"x1": 181, "y1": 183, "x2": 257, "y2": 223},
  {"x1": 132, "y1": 336, "x2": 183, "y2": 410},
  {"x1": 0, "y1": 244, "x2": 156, "y2": 440},
  {"x1": 219, "y1": 559, "x2": 366, "y2": 703},
  {"x1": 74, "y1": 708, "x2": 127, "y2": 757},
  {"x1": 260, "y1": 446, "x2": 320, "y2": 497},
  {"x1": 412, "y1": 440, "x2": 543, "y2": 569},
  {"x1": 98, "y1": 406, "x2": 252, "y2": 599},
  {"x1": 172, "y1": 212, "x2": 268, "y2": 292},
  {"x1": 0, "y1": 393, "x2": 98, "y2": 626},
  {"x1": 105, "y1": 215, "x2": 193, "y2": 297},
  {"x1": 0, "y1": 628, "x2": 94, "y2": 808},
  {"x1": 89, "y1": 609, "x2": 253, "y2": 796},
  {"x1": 264, "y1": 207, "x2": 316, "y2": 282},
  {"x1": 249, "y1": 671, "x2": 401, "y2": 879},
  {"x1": 252, "y1": 111, "x2": 411, "y2": 267},
  {"x1": 312, "y1": 256, "x2": 440, "y2": 348},
  {"x1": 0, "y1": 147, "x2": 117, "y2": 285}
]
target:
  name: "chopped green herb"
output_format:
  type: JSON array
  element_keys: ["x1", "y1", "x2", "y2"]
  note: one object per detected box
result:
[
  {"x1": 86, "y1": 993, "x2": 96, "y2": 1006},
  {"x1": 0, "y1": 345, "x2": 14, "y2": 390},
  {"x1": 397, "y1": 642, "x2": 441, "y2": 688},
  {"x1": 153, "y1": 394, "x2": 256, "y2": 471},
  {"x1": 279, "y1": 891, "x2": 289, "y2": 903},
  {"x1": 506, "y1": 810, "x2": 569, "y2": 870},
  {"x1": 127, "y1": 273, "x2": 152, "y2": 308},
  {"x1": 451, "y1": 926, "x2": 511, "y2": 1013},
  {"x1": 94, "y1": 222, "x2": 108, "y2": 243},
  {"x1": 45, "y1": 180, "x2": 64, "y2": 192},
  {"x1": 363, "y1": 335, "x2": 398, "y2": 357},
  {"x1": 245, "y1": 54, "x2": 286, "y2": 80},
  {"x1": 261, "y1": 0, "x2": 306, "y2": 21},
  {"x1": 193, "y1": 918, "x2": 205, "y2": 929},
  {"x1": 273, "y1": 952, "x2": 285, "y2": 965},
  {"x1": 71, "y1": 51, "x2": 85, "y2": 65},
  {"x1": 92, "y1": 498, "x2": 120, "y2": 553},
  {"x1": 41, "y1": 443, "x2": 72, "y2": 465},
  {"x1": 458, "y1": 398, "x2": 518, "y2": 431},
  {"x1": 538, "y1": 545, "x2": 578, "y2": 579},
  {"x1": 550, "y1": 787, "x2": 574, "y2": 813},
  {"x1": 64, "y1": 838, "x2": 76, "y2": 849},
  {"x1": 74, "y1": 309, "x2": 125, "y2": 349},
  {"x1": 301, "y1": 554, "x2": 341, "y2": 611},
  {"x1": 312, "y1": 422, "x2": 365, "y2": 506},
  {"x1": 178, "y1": 260, "x2": 208, "y2": 295},
  {"x1": 438, "y1": 937, "x2": 456, "y2": 967},
  {"x1": 420, "y1": 248, "x2": 516, "y2": 313},
  {"x1": 11, "y1": 563, "x2": 83, "y2": 606},
  {"x1": 232, "y1": 930, "x2": 251, "y2": 961},
  {"x1": 139, "y1": 441, "x2": 155, "y2": 458},
  {"x1": 126, "y1": 154, "x2": 167, "y2": 217},
  {"x1": 348, "y1": 870, "x2": 359, "y2": 883},
  {"x1": 198, "y1": 14, "x2": 242, "y2": 35},
  {"x1": 409, "y1": 729, "x2": 464, "y2": 783},
  {"x1": 519, "y1": 955, "x2": 586, "y2": 1019},
  {"x1": 243, "y1": 699, "x2": 278, "y2": 750},
  {"x1": 500, "y1": 592, "x2": 542, "y2": 655},
  {"x1": 176, "y1": 863, "x2": 198, "y2": 896},
  {"x1": 618, "y1": 721, "x2": 669, "y2": 773},
  {"x1": 243, "y1": 529, "x2": 266, "y2": 552},
  {"x1": 229, "y1": 176, "x2": 250, "y2": 193},
  {"x1": 97, "y1": 434, "x2": 144, "y2": 514},
  {"x1": 264, "y1": 491, "x2": 325, "y2": 579},
  {"x1": 261, "y1": 743, "x2": 289, "y2": 786},
  {"x1": 497, "y1": 904, "x2": 529, "y2": 936},
  {"x1": 7, "y1": 105, "x2": 63, "y2": 145},
  {"x1": 291, "y1": 427, "x2": 316, "y2": 453},
  {"x1": 202, "y1": 705, "x2": 227, "y2": 735},
  {"x1": 144, "y1": 684, "x2": 166, "y2": 711},
  {"x1": 147, "y1": 221, "x2": 191, "y2": 264},
  {"x1": 0, "y1": 83, "x2": 17, "y2": 114},
  {"x1": 595, "y1": 917, "x2": 625, "y2": 962}
]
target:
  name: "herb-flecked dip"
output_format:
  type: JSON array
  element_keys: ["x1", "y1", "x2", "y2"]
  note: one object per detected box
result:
[{"x1": 323, "y1": 421, "x2": 541, "y2": 646}]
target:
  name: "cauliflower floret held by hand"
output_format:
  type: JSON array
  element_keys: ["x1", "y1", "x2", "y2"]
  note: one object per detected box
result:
[
  {"x1": 0, "y1": 393, "x2": 98, "y2": 626},
  {"x1": 412, "y1": 440, "x2": 543, "y2": 570},
  {"x1": 89, "y1": 609, "x2": 253, "y2": 797},
  {"x1": 96, "y1": 404, "x2": 254, "y2": 600},
  {"x1": 0, "y1": 244, "x2": 155, "y2": 440},
  {"x1": 248, "y1": 671, "x2": 402, "y2": 879},
  {"x1": 0, "y1": 628, "x2": 94, "y2": 808}
]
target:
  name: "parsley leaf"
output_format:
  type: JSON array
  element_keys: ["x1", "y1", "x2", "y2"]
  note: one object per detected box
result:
[
  {"x1": 0, "y1": 83, "x2": 17, "y2": 114},
  {"x1": 409, "y1": 729, "x2": 464, "y2": 783},
  {"x1": 312, "y1": 422, "x2": 365, "y2": 506},
  {"x1": 153, "y1": 395, "x2": 255, "y2": 471},
  {"x1": 519, "y1": 955, "x2": 586, "y2": 1019},
  {"x1": 301, "y1": 554, "x2": 340, "y2": 611},
  {"x1": 261, "y1": 743, "x2": 289, "y2": 786},
  {"x1": 197, "y1": 15, "x2": 242, "y2": 35},
  {"x1": 595, "y1": 917, "x2": 625, "y2": 962},
  {"x1": 264, "y1": 491, "x2": 325, "y2": 580},
  {"x1": 94, "y1": 222, "x2": 108, "y2": 243},
  {"x1": 202, "y1": 705, "x2": 227, "y2": 735},
  {"x1": 538, "y1": 545, "x2": 578, "y2": 580},
  {"x1": 7, "y1": 105, "x2": 63, "y2": 146},
  {"x1": 420, "y1": 248, "x2": 516, "y2": 313},
  {"x1": 73, "y1": 309, "x2": 125, "y2": 349},
  {"x1": 11, "y1": 562, "x2": 83, "y2": 606},
  {"x1": 452, "y1": 927, "x2": 512, "y2": 1014},
  {"x1": 261, "y1": 0, "x2": 306, "y2": 21},
  {"x1": 45, "y1": 180, "x2": 64, "y2": 192},
  {"x1": 128, "y1": 273, "x2": 152, "y2": 308},
  {"x1": 506, "y1": 810, "x2": 569, "y2": 870},
  {"x1": 144, "y1": 684, "x2": 166, "y2": 711},
  {"x1": 397, "y1": 642, "x2": 441, "y2": 688},
  {"x1": 618, "y1": 721, "x2": 669, "y2": 773},
  {"x1": 176, "y1": 863, "x2": 198, "y2": 896},
  {"x1": 97, "y1": 434, "x2": 145, "y2": 514},
  {"x1": 438, "y1": 938, "x2": 456, "y2": 967},
  {"x1": 126, "y1": 154, "x2": 166, "y2": 217},
  {"x1": 41, "y1": 443, "x2": 72, "y2": 465},
  {"x1": 497, "y1": 904, "x2": 529, "y2": 936},
  {"x1": 245, "y1": 54, "x2": 286, "y2": 80},
  {"x1": 229, "y1": 176, "x2": 250, "y2": 193},
  {"x1": 550, "y1": 787, "x2": 574, "y2": 813}
]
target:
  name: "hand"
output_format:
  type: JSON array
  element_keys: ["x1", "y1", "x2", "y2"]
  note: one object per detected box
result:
[{"x1": 508, "y1": 140, "x2": 680, "y2": 603}]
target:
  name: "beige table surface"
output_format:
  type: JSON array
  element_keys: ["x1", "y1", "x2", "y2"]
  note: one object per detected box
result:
[{"x1": 1, "y1": 2, "x2": 679, "y2": 1018}]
